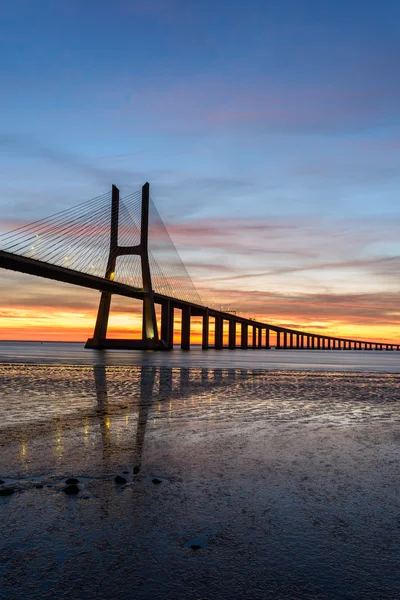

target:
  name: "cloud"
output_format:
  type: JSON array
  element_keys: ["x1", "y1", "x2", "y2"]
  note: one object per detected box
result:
[
  {"x1": 0, "y1": 133, "x2": 144, "y2": 187},
  {"x1": 107, "y1": 73, "x2": 400, "y2": 135}
]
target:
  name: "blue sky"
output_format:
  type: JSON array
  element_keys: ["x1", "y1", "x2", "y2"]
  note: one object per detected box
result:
[{"x1": 1, "y1": 0, "x2": 400, "y2": 339}]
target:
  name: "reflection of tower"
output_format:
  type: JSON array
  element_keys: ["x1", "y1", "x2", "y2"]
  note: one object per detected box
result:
[
  {"x1": 92, "y1": 365, "x2": 240, "y2": 477},
  {"x1": 132, "y1": 367, "x2": 156, "y2": 473},
  {"x1": 93, "y1": 365, "x2": 113, "y2": 473},
  {"x1": 93, "y1": 364, "x2": 156, "y2": 475}
]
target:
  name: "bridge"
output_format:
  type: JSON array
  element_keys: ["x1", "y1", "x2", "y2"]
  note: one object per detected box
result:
[{"x1": 0, "y1": 183, "x2": 398, "y2": 352}]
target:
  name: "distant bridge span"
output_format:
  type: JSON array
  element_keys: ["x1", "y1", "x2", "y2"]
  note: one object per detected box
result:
[{"x1": 0, "y1": 183, "x2": 398, "y2": 352}]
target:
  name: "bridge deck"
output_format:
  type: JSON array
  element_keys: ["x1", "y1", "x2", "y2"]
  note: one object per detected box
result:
[{"x1": 0, "y1": 249, "x2": 398, "y2": 350}]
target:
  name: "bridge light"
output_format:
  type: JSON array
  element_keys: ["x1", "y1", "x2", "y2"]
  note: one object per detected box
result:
[{"x1": 110, "y1": 272, "x2": 115, "y2": 280}]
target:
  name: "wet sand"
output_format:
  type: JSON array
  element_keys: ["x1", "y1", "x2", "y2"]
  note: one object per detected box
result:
[{"x1": 0, "y1": 364, "x2": 399, "y2": 599}]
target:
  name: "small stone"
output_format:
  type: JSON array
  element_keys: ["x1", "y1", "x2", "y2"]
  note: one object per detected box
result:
[
  {"x1": 123, "y1": 471, "x2": 129, "y2": 474},
  {"x1": 190, "y1": 545, "x2": 201, "y2": 550},
  {"x1": 152, "y1": 478, "x2": 162, "y2": 485},
  {"x1": 0, "y1": 488, "x2": 14, "y2": 496},
  {"x1": 114, "y1": 475, "x2": 127, "y2": 484},
  {"x1": 64, "y1": 484, "x2": 80, "y2": 495},
  {"x1": 0, "y1": 480, "x2": 5, "y2": 484},
  {"x1": 35, "y1": 484, "x2": 44, "y2": 489},
  {"x1": 65, "y1": 478, "x2": 79, "y2": 485},
  {"x1": 133, "y1": 466, "x2": 140, "y2": 474}
]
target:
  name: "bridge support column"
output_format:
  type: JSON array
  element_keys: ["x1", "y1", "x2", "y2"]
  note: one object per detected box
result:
[
  {"x1": 87, "y1": 185, "x2": 120, "y2": 349},
  {"x1": 241, "y1": 324, "x2": 248, "y2": 349},
  {"x1": 283, "y1": 332, "x2": 288, "y2": 348},
  {"x1": 265, "y1": 328, "x2": 270, "y2": 349},
  {"x1": 215, "y1": 315, "x2": 223, "y2": 349},
  {"x1": 252, "y1": 326, "x2": 257, "y2": 348},
  {"x1": 289, "y1": 332, "x2": 293, "y2": 349},
  {"x1": 229, "y1": 320, "x2": 236, "y2": 349},
  {"x1": 258, "y1": 328, "x2": 262, "y2": 348},
  {"x1": 140, "y1": 183, "x2": 159, "y2": 344},
  {"x1": 276, "y1": 331, "x2": 281, "y2": 349},
  {"x1": 181, "y1": 306, "x2": 191, "y2": 350},
  {"x1": 202, "y1": 309, "x2": 209, "y2": 349},
  {"x1": 92, "y1": 292, "x2": 112, "y2": 346},
  {"x1": 161, "y1": 301, "x2": 174, "y2": 349}
]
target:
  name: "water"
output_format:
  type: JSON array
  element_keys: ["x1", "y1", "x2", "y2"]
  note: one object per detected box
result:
[
  {"x1": 1, "y1": 341, "x2": 400, "y2": 371},
  {"x1": 0, "y1": 342, "x2": 399, "y2": 599}
]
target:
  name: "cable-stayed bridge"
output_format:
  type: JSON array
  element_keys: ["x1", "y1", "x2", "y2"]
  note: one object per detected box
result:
[{"x1": 0, "y1": 183, "x2": 398, "y2": 351}]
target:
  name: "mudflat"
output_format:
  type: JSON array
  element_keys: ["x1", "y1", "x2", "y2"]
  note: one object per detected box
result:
[{"x1": 0, "y1": 363, "x2": 399, "y2": 599}]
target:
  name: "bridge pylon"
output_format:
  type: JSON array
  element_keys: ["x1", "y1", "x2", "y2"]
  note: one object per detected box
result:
[{"x1": 85, "y1": 183, "x2": 165, "y2": 350}]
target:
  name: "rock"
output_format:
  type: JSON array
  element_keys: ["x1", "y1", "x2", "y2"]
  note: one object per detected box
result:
[
  {"x1": 65, "y1": 478, "x2": 79, "y2": 485},
  {"x1": 0, "y1": 480, "x2": 5, "y2": 484},
  {"x1": 152, "y1": 478, "x2": 162, "y2": 485},
  {"x1": 35, "y1": 484, "x2": 44, "y2": 489},
  {"x1": 114, "y1": 475, "x2": 127, "y2": 484},
  {"x1": 133, "y1": 466, "x2": 140, "y2": 474},
  {"x1": 123, "y1": 471, "x2": 129, "y2": 474},
  {"x1": 64, "y1": 484, "x2": 80, "y2": 495},
  {"x1": 190, "y1": 545, "x2": 201, "y2": 550},
  {"x1": 0, "y1": 488, "x2": 14, "y2": 496}
]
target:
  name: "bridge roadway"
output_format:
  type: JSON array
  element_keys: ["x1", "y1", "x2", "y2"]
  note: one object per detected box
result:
[{"x1": 1, "y1": 249, "x2": 399, "y2": 352}]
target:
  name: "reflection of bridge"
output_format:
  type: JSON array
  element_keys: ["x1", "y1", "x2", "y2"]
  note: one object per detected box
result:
[{"x1": 0, "y1": 183, "x2": 398, "y2": 351}]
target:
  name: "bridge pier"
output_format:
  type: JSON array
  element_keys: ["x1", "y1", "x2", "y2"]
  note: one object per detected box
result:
[
  {"x1": 202, "y1": 310, "x2": 209, "y2": 349},
  {"x1": 161, "y1": 300, "x2": 174, "y2": 349},
  {"x1": 215, "y1": 315, "x2": 223, "y2": 349},
  {"x1": 241, "y1": 323, "x2": 248, "y2": 349},
  {"x1": 181, "y1": 306, "x2": 191, "y2": 350},
  {"x1": 265, "y1": 328, "x2": 270, "y2": 349},
  {"x1": 229, "y1": 320, "x2": 236, "y2": 349}
]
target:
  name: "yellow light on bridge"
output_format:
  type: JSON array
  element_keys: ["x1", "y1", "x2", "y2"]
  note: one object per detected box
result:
[{"x1": 110, "y1": 272, "x2": 115, "y2": 281}]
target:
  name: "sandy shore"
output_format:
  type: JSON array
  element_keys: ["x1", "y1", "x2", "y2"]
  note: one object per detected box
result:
[{"x1": 0, "y1": 365, "x2": 399, "y2": 599}]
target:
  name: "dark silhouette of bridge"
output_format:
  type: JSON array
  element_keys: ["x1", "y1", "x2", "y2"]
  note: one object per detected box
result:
[{"x1": 0, "y1": 183, "x2": 398, "y2": 351}]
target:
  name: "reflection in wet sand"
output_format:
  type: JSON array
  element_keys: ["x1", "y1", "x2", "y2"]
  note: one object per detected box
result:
[
  {"x1": 0, "y1": 364, "x2": 242, "y2": 477},
  {"x1": 0, "y1": 365, "x2": 398, "y2": 600}
]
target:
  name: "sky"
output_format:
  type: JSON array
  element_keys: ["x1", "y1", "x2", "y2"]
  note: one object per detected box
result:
[{"x1": 1, "y1": 0, "x2": 400, "y2": 342}]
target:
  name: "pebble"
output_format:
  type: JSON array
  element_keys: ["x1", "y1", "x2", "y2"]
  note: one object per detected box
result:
[
  {"x1": 0, "y1": 480, "x2": 5, "y2": 485},
  {"x1": 133, "y1": 466, "x2": 140, "y2": 474},
  {"x1": 152, "y1": 478, "x2": 162, "y2": 485},
  {"x1": 64, "y1": 485, "x2": 80, "y2": 495},
  {"x1": 0, "y1": 488, "x2": 14, "y2": 496},
  {"x1": 65, "y1": 478, "x2": 79, "y2": 485},
  {"x1": 115, "y1": 475, "x2": 127, "y2": 484}
]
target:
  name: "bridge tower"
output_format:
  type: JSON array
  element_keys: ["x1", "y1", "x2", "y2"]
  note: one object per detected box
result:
[{"x1": 85, "y1": 183, "x2": 164, "y2": 350}]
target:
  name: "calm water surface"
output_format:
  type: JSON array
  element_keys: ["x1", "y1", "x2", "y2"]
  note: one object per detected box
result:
[{"x1": 0, "y1": 342, "x2": 399, "y2": 599}]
